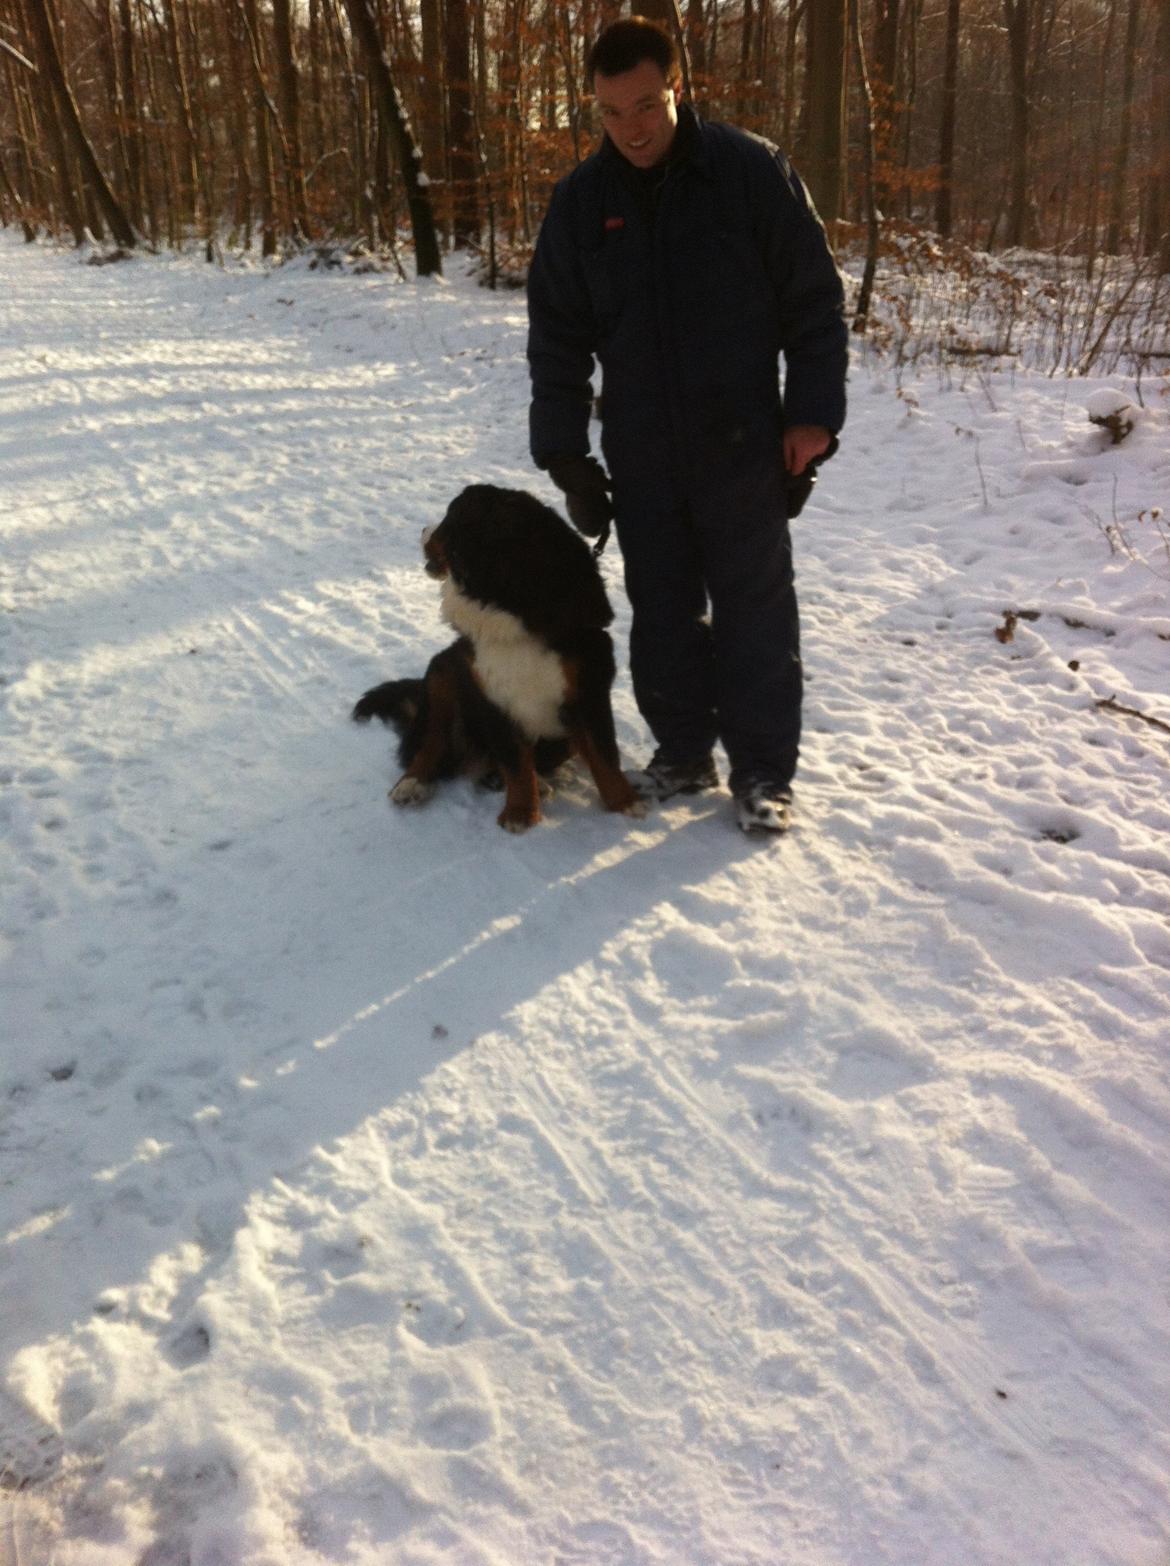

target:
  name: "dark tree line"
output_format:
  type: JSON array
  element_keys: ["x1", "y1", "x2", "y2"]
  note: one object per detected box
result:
[{"x1": 1, "y1": 0, "x2": 1168, "y2": 276}]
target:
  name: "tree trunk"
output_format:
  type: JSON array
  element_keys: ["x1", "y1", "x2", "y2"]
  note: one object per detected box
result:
[
  {"x1": 220, "y1": 0, "x2": 253, "y2": 244},
  {"x1": 1150, "y1": 0, "x2": 1170, "y2": 269},
  {"x1": 0, "y1": 38, "x2": 40, "y2": 239},
  {"x1": 2, "y1": 33, "x2": 44, "y2": 236},
  {"x1": 1105, "y1": 0, "x2": 1140, "y2": 254},
  {"x1": 273, "y1": 0, "x2": 312, "y2": 238},
  {"x1": 307, "y1": 0, "x2": 326, "y2": 195},
  {"x1": 341, "y1": 0, "x2": 443, "y2": 274},
  {"x1": 237, "y1": 0, "x2": 278, "y2": 254},
  {"x1": 160, "y1": 0, "x2": 203, "y2": 236},
  {"x1": 781, "y1": 0, "x2": 801, "y2": 153},
  {"x1": 446, "y1": 0, "x2": 477, "y2": 247},
  {"x1": 133, "y1": 0, "x2": 163, "y2": 245},
  {"x1": 497, "y1": 0, "x2": 524, "y2": 239},
  {"x1": 871, "y1": 0, "x2": 899, "y2": 214},
  {"x1": 1002, "y1": 0, "x2": 1034, "y2": 248},
  {"x1": 685, "y1": 0, "x2": 706, "y2": 114},
  {"x1": 96, "y1": 0, "x2": 130, "y2": 217},
  {"x1": 418, "y1": 0, "x2": 444, "y2": 217},
  {"x1": 803, "y1": 0, "x2": 846, "y2": 222},
  {"x1": 935, "y1": 0, "x2": 959, "y2": 236},
  {"x1": 849, "y1": 0, "x2": 880, "y2": 329},
  {"x1": 22, "y1": 0, "x2": 136, "y2": 245},
  {"x1": 0, "y1": 149, "x2": 37, "y2": 239},
  {"x1": 556, "y1": 0, "x2": 585, "y2": 163},
  {"x1": 116, "y1": 0, "x2": 144, "y2": 230},
  {"x1": 1082, "y1": 0, "x2": 1116, "y2": 274}
]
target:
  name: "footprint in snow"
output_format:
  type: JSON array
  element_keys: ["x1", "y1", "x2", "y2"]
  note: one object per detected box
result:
[
  {"x1": 412, "y1": 1398, "x2": 494, "y2": 1453},
  {"x1": 408, "y1": 1368, "x2": 495, "y2": 1452},
  {"x1": 0, "y1": 1390, "x2": 64, "y2": 1493},
  {"x1": 644, "y1": 926, "x2": 739, "y2": 1003},
  {"x1": 166, "y1": 1321, "x2": 213, "y2": 1369},
  {"x1": 827, "y1": 1027, "x2": 930, "y2": 1101}
]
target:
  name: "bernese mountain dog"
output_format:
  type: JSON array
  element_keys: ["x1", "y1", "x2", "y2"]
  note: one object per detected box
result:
[{"x1": 352, "y1": 484, "x2": 647, "y2": 833}]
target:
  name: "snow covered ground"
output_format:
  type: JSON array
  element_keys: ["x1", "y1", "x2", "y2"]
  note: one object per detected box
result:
[{"x1": 1, "y1": 231, "x2": 1168, "y2": 1566}]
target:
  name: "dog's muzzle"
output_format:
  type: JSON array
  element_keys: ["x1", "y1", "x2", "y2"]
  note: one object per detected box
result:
[{"x1": 421, "y1": 523, "x2": 448, "y2": 579}]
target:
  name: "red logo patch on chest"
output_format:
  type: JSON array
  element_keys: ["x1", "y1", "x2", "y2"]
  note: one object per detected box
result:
[{"x1": 604, "y1": 216, "x2": 625, "y2": 231}]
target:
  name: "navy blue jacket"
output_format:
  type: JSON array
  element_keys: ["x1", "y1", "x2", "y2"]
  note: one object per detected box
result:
[{"x1": 527, "y1": 104, "x2": 847, "y2": 495}]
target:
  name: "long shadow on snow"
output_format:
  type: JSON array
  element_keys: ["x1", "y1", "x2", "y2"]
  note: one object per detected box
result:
[{"x1": 0, "y1": 752, "x2": 739, "y2": 1476}]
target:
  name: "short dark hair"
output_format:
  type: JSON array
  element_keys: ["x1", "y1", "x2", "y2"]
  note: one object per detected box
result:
[{"x1": 587, "y1": 17, "x2": 680, "y2": 86}]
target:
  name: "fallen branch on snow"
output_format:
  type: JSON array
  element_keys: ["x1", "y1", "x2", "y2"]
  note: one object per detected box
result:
[{"x1": 1094, "y1": 695, "x2": 1170, "y2": 737}]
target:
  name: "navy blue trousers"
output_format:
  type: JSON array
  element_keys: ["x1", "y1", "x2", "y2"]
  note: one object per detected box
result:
[{"x1": 612, "y1": 445, "x2": 802, "y2": 795}]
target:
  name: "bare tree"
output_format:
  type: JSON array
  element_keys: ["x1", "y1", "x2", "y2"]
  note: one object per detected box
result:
[
  {"x1": 273, "y1": 0, "x2": 312, "y2": 238},
  {"x1": 1151, "y1": 0, "x2": 1170, "y2": 269},
  {"x1": 935, "y1": 0, "x2": 960, "y2": 236},
  {"x1": 1106, "y1": 0, "x2": 1141, "y2": 254},
  {"x1": 153, "y1": 0, "x2": 204, "y2": 239},
  {"x1": 1001, "y1": 0, "x2": 1055, "y2": 248},
  {"x1": 1, "y1": 0, "x2": 1166, "y2": 273},
  {"x1": 871, "y1": 0, "x2": 899, "y2": 213},
  {"x1": 1, "y1": 30, "x2": 42, "y2": 238},
  {"x1": 850, "y1": 0, "x2": 880, "y2": 328},
  {"x1": 417, "y1": 0, "x2": 445, "y2": 211},
  {"x1": 22, "y1": 0, "x2": 136, "y2": 244},
  {"x1": 446, "y1": 0, "x2": 477, "y2": 247},
  {"x1": 341, "y1": 0, "x2": 442, "y2": 274},
  {"x1": 803, "y1": 0, "x2": 846, "y2": 221}
]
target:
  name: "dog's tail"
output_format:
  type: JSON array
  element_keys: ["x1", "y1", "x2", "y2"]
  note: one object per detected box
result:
[{"x1": 351, "y1": 679, "x2": 425, "y2": 732}]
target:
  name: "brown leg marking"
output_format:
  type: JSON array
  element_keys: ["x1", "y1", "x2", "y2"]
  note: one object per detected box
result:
[
  {"x1": 561, "y1": 660, "x2": 648, "y2": 818},
  {"x1": 390, "y1": 666, "x2": 458, "y2": 806},
  {"x1": 572, "y1": 725, "x2": 647, "y2": 816},
  {"x1": 497, "y1": 747, "x2": 542, "y2": 833}
]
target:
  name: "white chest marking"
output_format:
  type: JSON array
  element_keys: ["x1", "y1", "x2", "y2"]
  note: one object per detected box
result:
[{"x1": 441, "y1": 580, "x2": 568, "y2": 739}]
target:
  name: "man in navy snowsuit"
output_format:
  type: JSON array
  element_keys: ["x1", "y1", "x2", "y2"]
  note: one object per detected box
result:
[{"x1": 527, "y1": 17, "x2": 847, "y2": 834}]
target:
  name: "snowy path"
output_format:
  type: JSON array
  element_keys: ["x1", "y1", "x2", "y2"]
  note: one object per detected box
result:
[{"x1": 1, "y1": 237, "x2": 1169, "y2": 1565}]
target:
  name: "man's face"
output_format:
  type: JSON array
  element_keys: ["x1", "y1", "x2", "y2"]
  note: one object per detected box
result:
[{"x1": 593, "y1": 59, "x2": 681, "y2": 170}]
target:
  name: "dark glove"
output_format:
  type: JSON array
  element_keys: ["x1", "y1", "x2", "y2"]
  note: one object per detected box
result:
[
  {"x1": 546, "y1": 454, "x2": 614, "y2": 539},
  {"x1": 785, "y1": 433, "x2": 839, "y2": 519}
]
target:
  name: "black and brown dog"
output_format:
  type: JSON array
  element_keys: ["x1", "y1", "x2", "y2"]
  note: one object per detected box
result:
[{"x1": 353, "y1": 484, "x2": 646, "y2": 832}]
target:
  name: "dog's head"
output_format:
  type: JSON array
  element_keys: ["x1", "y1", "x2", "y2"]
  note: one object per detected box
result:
[{"x1": 422, "y1": 484, "x2": 613, "y2": 634}]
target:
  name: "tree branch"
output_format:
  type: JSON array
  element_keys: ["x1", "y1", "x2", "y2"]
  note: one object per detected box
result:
[
  {"x1": 1095, "y1": 695, "x2": 1170, "y2": 737},
  {"x1": 0, "y1": 38, "x2": 38, "y2": 72}
]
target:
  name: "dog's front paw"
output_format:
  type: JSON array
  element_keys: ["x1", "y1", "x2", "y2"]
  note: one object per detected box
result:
[
  {"x1": 601, "y1": 774, "x2": 650, "y2": 817},
  {"x1": 390, "y1": 775, "x2": 435, "y2": 806},
  {"x1": 497, "y1": 805, "x2": 539, "y2": 833}
]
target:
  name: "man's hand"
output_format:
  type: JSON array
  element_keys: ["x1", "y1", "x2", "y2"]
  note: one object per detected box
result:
[
  {"x1": 782, "y1": 426, "x2": 839, "y2": 520},
  {"x1": 783, "y1": 424, "x2": 833, "y2": 478},
  {"x1": 546, "y1": 454, "x2": 614, "y2": 539}
]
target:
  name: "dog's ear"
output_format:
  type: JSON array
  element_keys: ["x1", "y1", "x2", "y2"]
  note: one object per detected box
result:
[{"x1": 517, "y1": 494, "x2": 614, "y2": 632}]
